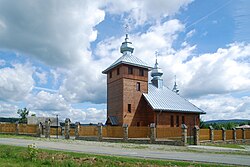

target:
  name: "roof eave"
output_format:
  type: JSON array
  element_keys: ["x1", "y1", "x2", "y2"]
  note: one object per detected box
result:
[
  {"x1": 154, "y1": 108, "x2": 205, "y2": 114},
  {"x1": 102, "y1": 61, "x2": 152, "y2": 74}
]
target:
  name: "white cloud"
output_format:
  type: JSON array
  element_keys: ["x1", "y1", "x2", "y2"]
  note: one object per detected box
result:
[
  {"x1": 192, "y1": 95, "x2": 250, "y2": 121},
  {"x1": 0, "y1": 0, "x2": 105, "y2": 68},
  {"x1": 182, "y1": 43, "x2": 250, "y2": 98},
  {"x1": 27, "y1": 91, "x2": 105, "y2": 123},
  {"x1": 105, "y1": 0, "x2": 193, "y2": 26},
  {"x1": 0, "y1": 63, "x2": 34, "y2": 101},
  {"x1": 0, "y1": 102, "x2": 19, "y2": 117}
]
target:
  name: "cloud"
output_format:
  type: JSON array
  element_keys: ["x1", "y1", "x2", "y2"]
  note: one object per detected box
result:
[
  {"x1": 0, "y1": 63, "x2": 34, "y2": 101},
  {"x1": 0, "y1": 0, "x2": 105, "y2": 68},
  {"x1": 191, "y1": 95, "x2": 250, "y2": 121},
  {"x1": 182, "y1": 43, "x2": 250, "y2": 98},
  {"x1": 0, "y1": 102, "x2": 19, "y2": 117},
  {"x1": 105, "y1": 0, "x2": 193, "y2": 26},
  {"x1": 26, "y1": 91, "x2": 106, "y2": 123}
]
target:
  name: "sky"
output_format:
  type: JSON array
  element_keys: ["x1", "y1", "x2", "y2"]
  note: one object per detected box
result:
[{"x1": 0, "y1": 0, "x2": 250, "y2": 123}]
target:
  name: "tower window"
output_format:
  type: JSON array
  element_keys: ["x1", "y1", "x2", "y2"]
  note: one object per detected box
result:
[
  {"x1": 136, "y1": 82, "x2": 140, "y2": 91},
  {"x1": 117, "y1": 68, "x2": 120, "y2": 75},
  {"x1": 182, "y1": 116, "x2": 185, "y2": 124},
  {"x1": 176, "y1": 116, "x2": 179, "y2": 127},
  {"x1": 139, "y1": 69, "x2": 144, "y2": 76},
  {"x1": 109, "y1": 71, "x2": 112, "y2": 78},
  {"x1": 128, "y1": 104, "x2": 131, "y2": 113},
  {"x1": 128, "y1": 67, "x2": 133, "y2": 74},
  {"x1": 170, "y1": 115, "x2": 174, "y2": 127}
]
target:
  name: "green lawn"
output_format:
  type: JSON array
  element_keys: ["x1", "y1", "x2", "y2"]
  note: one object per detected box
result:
[
  {"x1": 0, "y1": 144, "x2": 231, "y2": 167},
  {"x1": 206, "y1": 143, "x2": 245, "y2": 149}
]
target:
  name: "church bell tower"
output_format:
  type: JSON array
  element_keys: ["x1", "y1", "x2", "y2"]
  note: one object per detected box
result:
[{"x1": 102, "y1": 34, "x2": 151, "y2": 126}]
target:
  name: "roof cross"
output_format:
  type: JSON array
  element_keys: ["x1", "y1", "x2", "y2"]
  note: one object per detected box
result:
[{"x1": 155, "y1": 51, "x2": 159, "y2": 64}]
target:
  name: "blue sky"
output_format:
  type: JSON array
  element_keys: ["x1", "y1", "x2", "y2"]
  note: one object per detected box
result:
[{"x1": 0, "y1": 0, "x2": 249, "y2": 123}]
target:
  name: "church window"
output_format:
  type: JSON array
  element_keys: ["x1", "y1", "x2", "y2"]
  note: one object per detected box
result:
[
  {"x1": 117, "y1": 68, "x2": 120, "y2": 75},
  {"x1": 128, "y1": 67, "x2": 133, "y2": 74},
  {"x1": 128, "y1": 104, "x2": 131, "y2": 113},
  {"x1": 109, "y1": 71, "x2": 112, "y2": 78},
  {"x1": 182, "y1": 116, "x2": 185, "y2": 124},
  {"x1": 139, "y1": 69, "x2": 144, "y2": 76},
  {"x1": 176, "y1": 116, "x2": 179, "y2": 127},
  {"x1": 136, "y1": 82, "x2": 140, "y2": 91},
  {"x1": 170, "y1": 115, "x2": 174, "y2": 127}
]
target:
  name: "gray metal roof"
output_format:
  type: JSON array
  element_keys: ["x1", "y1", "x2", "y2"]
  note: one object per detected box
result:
[
  {"x1": 143, "y1": 84, "x2": 205, "y2": 114},
  {"x1": 106, "y1": 116, "x2": 119, "y2": 125},
  {"x1": 102, "y1": 54, "x2": 151, "y2": 74}
]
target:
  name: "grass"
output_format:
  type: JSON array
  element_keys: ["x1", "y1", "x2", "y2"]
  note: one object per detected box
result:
[
  {"x1": 206, "y1": 143, "x2": 245, "y2": 149},
  {"x1": 0, "y1": 144, "x2": 232, "y2": 167}
]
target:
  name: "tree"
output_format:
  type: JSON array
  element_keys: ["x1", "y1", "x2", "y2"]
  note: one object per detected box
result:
[{"x1": 17, "y1": 108, "x2": 29, "y2": 123}]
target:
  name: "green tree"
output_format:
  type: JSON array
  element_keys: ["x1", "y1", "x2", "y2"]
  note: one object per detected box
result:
[{"x1": 17, "y1": 108, "x2": 29, "y2": 123}]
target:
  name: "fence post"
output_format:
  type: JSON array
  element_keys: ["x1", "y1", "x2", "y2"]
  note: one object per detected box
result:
[
  {"x1": 36, "y1": 123, "x2": 41, "y2": 137},
  {"x1": 150, "y1": 123, "x2": 156, "y2": 144},
  {"x1": 194, "y1": 126, "x2": 200, "y2": 145},
  {"x1": 232, "y1": 128, "x2": 236, "y2": 142},
  {"x1": 75, "y1": 122, "x2": 80, "y2": 139},
  {"x1": 45, "y1": 118, "x2": 51, "y2": 138},
  {"x1": 181, "y1": 124, "x2": 187, "y2": 146},
  {"x1": 209, "y1": 126, "x2": 214, "y2": 143},
  {"x1": 123, "y1": 124, "x2": 128, "y2": 142},
  {"x1": 15, "y1": 122, "x2": 19, "y2": 135},
  {"x1": 242, "y1": 128, "x2": 246, "y2": 143},
  {"x1": 65, "y1": 118, "x2": 71, "y2": 139},
  {"x1": 222, "y1": 127, "x2": 226, "y2": 142},
  {"x1": 97, "y1": 123, "x2": 103, "y2": 141}
]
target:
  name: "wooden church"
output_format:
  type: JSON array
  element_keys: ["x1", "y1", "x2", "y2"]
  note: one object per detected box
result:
[{"x1": 102, "y1": 34, "x2": 205, "y2": 127}]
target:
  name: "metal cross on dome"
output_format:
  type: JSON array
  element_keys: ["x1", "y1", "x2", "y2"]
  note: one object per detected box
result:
[
  {"x1": 155, "y1": 51, "x2": 159, "y2": 64},
  {"x1": 124, "y1": 24, "x2": 129, "y2": 34}
]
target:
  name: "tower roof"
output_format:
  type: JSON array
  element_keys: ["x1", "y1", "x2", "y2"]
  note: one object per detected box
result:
[
  {"x1": 151, "y1": 56, "x2": 163, "y2": 78},
  {"x1": 102, "y1": 34, "x2": 151, "y2": 74}
]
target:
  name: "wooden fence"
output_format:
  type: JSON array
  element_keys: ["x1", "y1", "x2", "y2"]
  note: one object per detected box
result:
[
  {"x1": 236, "y1": 129, "x2": 243, "y2": 139},
  {"x1": 156, "y1": 127, "x2": 182, "y2": 140},
  {"x1": 128, "y1": 126, "x2": 150, "y2": 138},
  {"x1": 214, "y1": 130, "x2": 223, "y2": 141},
  {"x1": 50, "y1": 127, "x2": 62, "y2": 135},
  {"x1": 246, "y1": 129, "x2": 250, "y2": 139},
  {"x1": 199, "y1": 129, "x2": 210, "y2": 140},
  {"x1": 0, "y1": 123, "x2": 16, "y2": 134},
  {"x1": 102, "y1": 126, "x2": 123, "y2": 138},
  {"x1": 199, "y1": 128, "x2": 249, "y2": 142},
  {"x1": 79, "y1": 126, "x2": 98, "y2": 137},
  {"x1": 19, "y1": 124, "x2": 37, "y2": 134},
  {"x1": 1, "y1": 122, "x2": 250, "y2": 145},
  {"x1": 226, "y1": 130, "x2": 234, "y2": 140}
]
